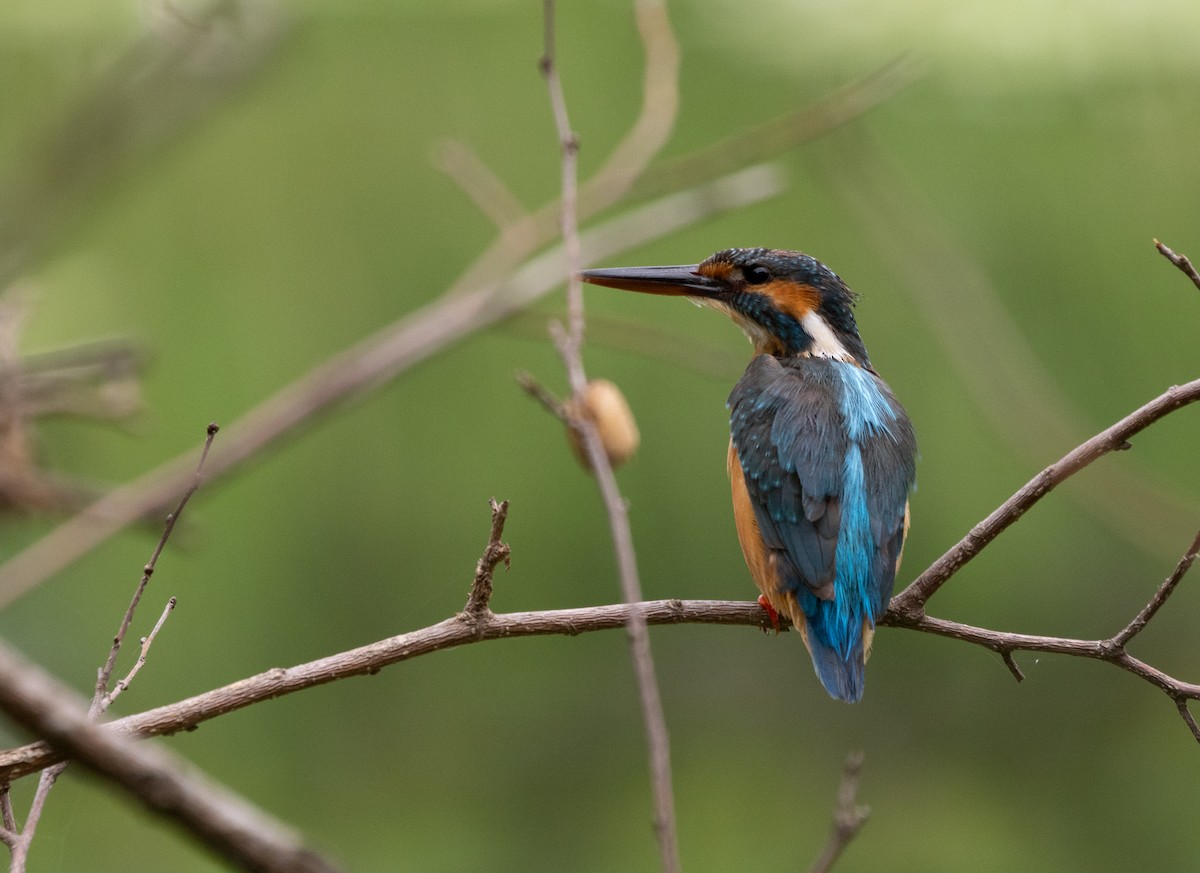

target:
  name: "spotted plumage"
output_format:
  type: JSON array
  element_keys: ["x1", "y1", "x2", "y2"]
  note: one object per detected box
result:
[{"x1": 581, "y1": 248, "x2": 917, "y2": 702}]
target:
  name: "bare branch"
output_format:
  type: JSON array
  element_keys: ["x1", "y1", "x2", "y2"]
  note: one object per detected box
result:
[
  {"x1": 1112, "y1": 529, "x2": 1200, "y2": 648},
  {"x1": 0, "y1": 599, "x2": 774, "y2": 783},
  {"x1": 0, "y1": 639, "x2": 341, "y2": 873},
  {"x1": 807, "y1": 752, "x2": 870, "y2": 873},
  {"x1": 433, "y1": 139, "x2": 529, "y2": 231},
  {"x1": 1155, "y1": 239, "x2": 1200, "y2": 292},
  {"x1": 107, "y1": 596, "x2": 179, "y2": 708},
  {"x1": 0, "y1": 367, "x2": 1196, "y2": 803},
  {"x1": 540, "y1": 2, "x2": 585, "y2": 356},
  {"x1": 11, "y1": 763, "x2": 65, "y2": 872},
  {"x1": 891, "y1": 378, "x2": 1200, "y2": 616},
  {"x1": 5, "y1": 536, "x2": 1200, "y2": 788},
  {"x1": 94, "y1": 424, "x2": 218, "y2": 712},
  {"x1": 0, "y1": 785, "x2": 15, "y2": 845},
  {"x1": 1176, "y1": 701, "x2": 1200, "y2": 743},
  {"x1": 514, "y1": 371, "x2": 568, "y2": 421},
  {"x1": 463, "y1": 500, "x2": 511, "y2": 617}
]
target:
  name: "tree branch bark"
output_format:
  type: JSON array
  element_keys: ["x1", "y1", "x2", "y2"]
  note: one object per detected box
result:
[
  {"x1": 891, "y1": 377, "x2": 1200, "y2": 616},
  {"x1": 0, "y1": 638, "x2": 341, "y2": 873}
]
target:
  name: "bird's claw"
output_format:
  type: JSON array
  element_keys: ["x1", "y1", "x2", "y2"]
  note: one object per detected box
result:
[{"x1": 757, "y1": 595, "x2": 782, "y2": 635}]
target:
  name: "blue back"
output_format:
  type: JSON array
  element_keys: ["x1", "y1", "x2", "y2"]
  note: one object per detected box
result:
[{"x1": 729, "y1": 355, "x2": 917, "y2": 701}]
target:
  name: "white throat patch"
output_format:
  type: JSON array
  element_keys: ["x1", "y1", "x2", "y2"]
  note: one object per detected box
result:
[{"x1": 801, "y1": 311, "x2": 854, "y2": 361}]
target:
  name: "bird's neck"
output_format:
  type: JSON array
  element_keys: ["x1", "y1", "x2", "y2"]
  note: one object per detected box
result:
[{"x1": 720, "y1": 301, "x2": 869, "y2": 366}]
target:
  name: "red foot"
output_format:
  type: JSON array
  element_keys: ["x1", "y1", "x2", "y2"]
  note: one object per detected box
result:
[{"x1": 757, "y1": 595, "x2": 782, "y2": 635}]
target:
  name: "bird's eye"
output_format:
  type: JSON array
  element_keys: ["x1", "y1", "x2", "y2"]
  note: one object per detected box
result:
[{"x1": 744, "y1": 265, "x2": 771, "y2": 285}]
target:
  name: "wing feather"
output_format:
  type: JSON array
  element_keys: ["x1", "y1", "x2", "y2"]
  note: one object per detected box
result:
[{"x1": 728, "y1": 355, "x2": 915, "y2": 614}]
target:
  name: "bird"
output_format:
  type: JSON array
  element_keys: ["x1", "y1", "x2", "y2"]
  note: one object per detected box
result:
[{"x1": 580, "y1": 247, "x2": 917, "y2": 702}]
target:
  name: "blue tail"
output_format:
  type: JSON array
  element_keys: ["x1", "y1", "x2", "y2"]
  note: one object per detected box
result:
[
  {"x1": 805, "y1": 621, "x2": 866, "y2": 702},
  {"x1": 798, "y1": 590, "x2": 869, "y2": 702}
]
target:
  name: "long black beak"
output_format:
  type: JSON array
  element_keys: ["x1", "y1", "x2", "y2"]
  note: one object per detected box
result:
[{"x1": 579, "y1": 264, "x2": 722, "y2": 297}]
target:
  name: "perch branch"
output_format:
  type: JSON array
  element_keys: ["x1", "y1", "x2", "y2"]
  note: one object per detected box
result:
[
  {"x1": 0, "y1": 600, "x2": 776, "y2": 783},
  {"x1": 7, "y1": 515, "x2": 1200, "y2": 786}
]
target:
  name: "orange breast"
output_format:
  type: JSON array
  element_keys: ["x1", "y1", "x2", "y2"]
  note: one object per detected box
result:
[{"x1": 727, "y1": 440, "x2": 808, "y2": 638}]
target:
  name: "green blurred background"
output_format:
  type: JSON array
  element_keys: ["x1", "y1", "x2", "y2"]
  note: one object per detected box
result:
[{"x1": 2, "y1": 0, "x2": 1200, "y2": 870}]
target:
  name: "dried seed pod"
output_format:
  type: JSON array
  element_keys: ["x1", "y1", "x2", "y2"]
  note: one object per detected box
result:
[{"x1": 565, "y1": 379, "x2": 640, "y2": 470}]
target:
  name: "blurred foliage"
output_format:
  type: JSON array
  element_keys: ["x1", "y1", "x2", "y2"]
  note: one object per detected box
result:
[{"x1": 1, "y1": 0, "x2": 1199, "y2": 870}]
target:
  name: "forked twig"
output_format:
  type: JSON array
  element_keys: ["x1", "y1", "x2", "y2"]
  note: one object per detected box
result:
[
  {"x1": 93, "y1": 423, "x2": 218, "y2": 714},
  {"x1": 807, "y1": 753, "x2": 870, "y2": 873},
  {"x1": 1156, "y1": 239, "x2": 1200, "y2": 292}
]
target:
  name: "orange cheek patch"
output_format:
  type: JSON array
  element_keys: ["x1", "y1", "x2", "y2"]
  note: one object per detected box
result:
[{"x1": 760, "y1": 279, "x2": 819, "y2": 320}]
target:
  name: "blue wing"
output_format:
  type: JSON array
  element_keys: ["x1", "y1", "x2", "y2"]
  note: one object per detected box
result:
[{"x1": 728, "y1": 354, "x2": 916, "y2": 701}]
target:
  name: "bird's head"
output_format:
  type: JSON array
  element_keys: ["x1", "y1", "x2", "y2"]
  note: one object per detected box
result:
[{"x1": 580, "y1": 247, "x2": 871, "y2": 366}]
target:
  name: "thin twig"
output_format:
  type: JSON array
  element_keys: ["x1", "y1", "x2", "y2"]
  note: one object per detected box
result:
[
  {"x1": 540, "y1": 4, "x2": 680, "y2": 869},
  {"x1": 807, "y1": 752, "x2": 870, "y2": 873},
  {"x1": 891, "y1": 378, "x2": 1200, "y2": 616},
  {"x1": 107, "y1": 596, "x2": 179, "y2": 708},
  {"x1": 1112, "y1": 529, "x2": 1200, "y2": 648},
  {"x1": 94, "y1": 423, "x2": 218, "y2": 711},
  {"x1": 540, "y1": 0, "x2": 585, "y2": 357},
  {"x1": 434, "y1": 139, "x2": 529, "y2": 230},
  {"x1": 514, "y1": 371, "x2": 567, "y2": 421},
  {"x1": 0, "y1": 787, "x2": 16, "y2": 851},
  {"x1": 1155, "y1": 239, "x2": 1200, "y2": 292},
  {"x1": 1176, "y1": 701, "x2": 1200, "y2": 742},
  {"x1": 10, "y1": 425, "x2": 217, "y2": 870},
  {"x1": 11, "y1": 763, "x2": 65, "y2": 872},
  {"x1": 463, "y1": 500, "x2": 511, "y2": 617}
]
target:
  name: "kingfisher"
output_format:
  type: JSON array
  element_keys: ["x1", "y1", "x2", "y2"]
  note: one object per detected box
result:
[{"x1": 581, "y1": 248, "x2": 917, "y2": 702}]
